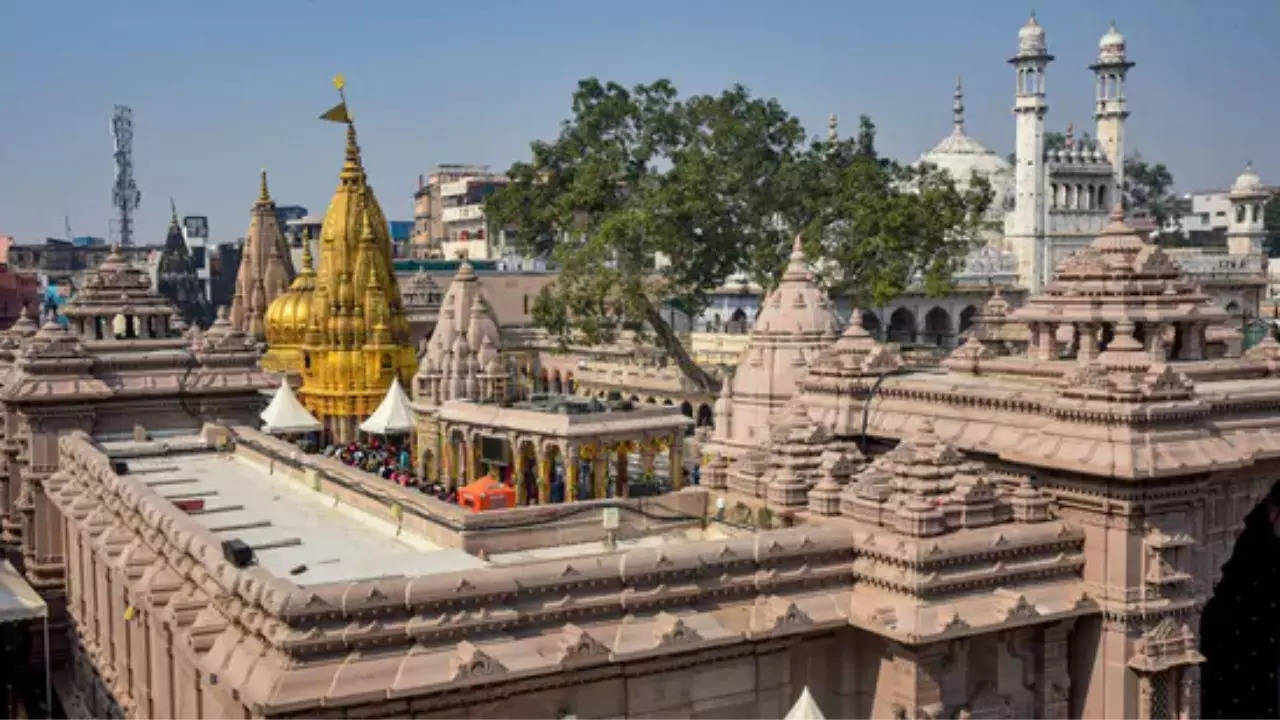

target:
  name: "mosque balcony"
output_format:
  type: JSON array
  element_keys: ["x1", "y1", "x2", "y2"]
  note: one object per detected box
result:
[
  {"x1": 441, "y1": 204, "x2": 486, "y2": 223},
  {"x1": 1173, "y1": 251, "x2": 1267, "y2": 281}
]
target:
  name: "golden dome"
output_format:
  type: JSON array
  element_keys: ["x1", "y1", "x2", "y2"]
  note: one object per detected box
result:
[{"x1": 265, "y1": 238, "x2": 317, "y2": 346}]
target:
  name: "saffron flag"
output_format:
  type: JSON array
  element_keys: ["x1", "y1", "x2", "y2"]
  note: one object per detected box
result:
[{"x1": 319, "y1": 102, "x2": 350, "y2": 123}]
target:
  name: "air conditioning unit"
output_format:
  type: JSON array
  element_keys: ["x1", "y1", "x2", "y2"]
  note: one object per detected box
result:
[{"x1": 221, "y1": 539, "x2": 255, "y2": 568}]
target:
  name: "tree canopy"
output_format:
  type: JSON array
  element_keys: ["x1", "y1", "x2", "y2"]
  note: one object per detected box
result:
[{"x1": 485, "y1": 78, "x2": 991, "y2": 391}]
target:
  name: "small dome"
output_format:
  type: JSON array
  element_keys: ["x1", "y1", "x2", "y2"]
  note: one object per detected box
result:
[
  {"x1": 264, "y1": 240, "x2": 317, "y2": 346},
  {"x1": 1099, "y1": 21, "x2": 1125, "y2": 52},
  {"x1": 1232, "y1": 163, "x2": 1264, "y2": 193},
  {"x1": 1017, "y1": 13, "x2": 1046, "y2": 54}
]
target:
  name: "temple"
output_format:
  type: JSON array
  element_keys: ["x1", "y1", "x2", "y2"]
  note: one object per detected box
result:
[
  {"x1": 229, "y1": 171, "x2": 294, "y2": 342},
  {"x1": 155, "y1": 201, "x2": 213, "y2": 328},
  {"x1": 0, "y1": 246, "x2": 273, "y2": 708},
  {"x1": 264, "y1": 121, "x2": 416, "y2": 442}
]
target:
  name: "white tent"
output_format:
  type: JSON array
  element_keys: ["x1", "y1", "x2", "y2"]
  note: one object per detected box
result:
[
  {"x1": 360, "y1": 377, "x2": 415, "y2": 435},
  {"x1": 260, "y1": 378, "x2": 321, "y2": 434},
  {"x1": 783, "y1": 687, "x2": 826, "y2": 720}
]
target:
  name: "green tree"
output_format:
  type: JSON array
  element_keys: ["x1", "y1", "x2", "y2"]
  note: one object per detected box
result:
[
  {"x1": 486, "y1": 79, "x2": 989, "y2": 391},
  {"x1": 1123, "y1": 153, "x2": 1181, "y2": 236}
]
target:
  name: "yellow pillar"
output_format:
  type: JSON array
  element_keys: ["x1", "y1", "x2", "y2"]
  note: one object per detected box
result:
[
  {"x1": 514, "y1": 446, "x2": 528, "y2": 506},
  {"x1": 537, "y1": 448, "x2": 551, "y2": 504},
  {"x1": 566, "y1": 443, "x2": 579, "y2": 503},
  {"x1": 669, "y1": 433, "x2": 684, "y2": 490},
  {"x1": 593, "y1": 444, "x2": 609, "y2": 499},
  {"x1": 616, "y1": 444, "x2": 629, "y2": 498}
]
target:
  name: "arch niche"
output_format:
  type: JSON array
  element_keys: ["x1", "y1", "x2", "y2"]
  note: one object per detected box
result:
[
  {"x1": 923, "y1": 306, "x2": 951, "y2": 346},
  {"x1": 887, "y1": 308, "x2": 916, "y2": 344}
]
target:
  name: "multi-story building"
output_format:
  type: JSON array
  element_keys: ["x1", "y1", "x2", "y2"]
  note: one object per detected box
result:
[{"x1": 410, "y1": 165, "x2": 511, "y2": 260}]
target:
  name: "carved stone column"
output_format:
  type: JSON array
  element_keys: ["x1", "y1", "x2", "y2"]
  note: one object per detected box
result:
[
  {"x1": 536, "y1": 445, "x2": 551, "y2": 505},
  {"x1": 1041, "y1": 620, "x2": 1074, "y2": 718},
  {"x1": 592, "y1": 444, "x2": 608, "y2": 499},
  {"x1": 669, "y1": 433, "x2": 684, "y2": 490},
  {"x1": 565, "y1": 443, "x2": 580, "y2": 503}
]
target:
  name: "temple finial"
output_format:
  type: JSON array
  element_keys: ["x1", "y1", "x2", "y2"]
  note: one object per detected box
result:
[
  {"x1": 952, "y1": 77, "x2": 964, "y2": 133},
  {"x1": 169, "y1": 196, "x2": 178, "y2": 226},
  {"x1": 1065, "y1": 122, "x2": 1074, "y2": 149},
  {"x1": 259, "y1": 168, "x2": 271, "y2": 202},
  {"x1": 300, "y1": 235, "x2": 314, "y2": 273},
  {"x1": 827, "y1": 113, "x2": 838, "y2": 143}
]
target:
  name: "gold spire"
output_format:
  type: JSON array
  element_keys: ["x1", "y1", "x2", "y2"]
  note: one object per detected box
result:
[
  {"x1": 263, "y1": 86, "x2": 417, "y2": 442},
  {"x1": 258, "y1": 168, "x2": 271, "y2": 203}
]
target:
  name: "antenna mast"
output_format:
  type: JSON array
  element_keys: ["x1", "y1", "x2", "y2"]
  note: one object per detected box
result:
[{"x1": 110, "y1": 105, "x2": 141, "y2": 246}]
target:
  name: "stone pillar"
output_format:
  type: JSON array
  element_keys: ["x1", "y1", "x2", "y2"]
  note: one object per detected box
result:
[
  {"x1": 1078, "y1": 323, "x2": 1100, "y2": 362},
  {"x1": 593, "y1": 445, "x2": 608, "y2": 499},
  {"x1": 513, "y1": 447, "x2": 528, "y2": 506},
  {"x1": 616, "y1": 444, "x2": 629, "y2": 498},
  {"x1": 669, "y1": 433, "x2": 684, "y2": 490},
  {"x1": 1041, "y1": 621, "x2": 1074, "y2": 718},
  {"x1": 537, "y1": 447, "x2": 551, "y2": 505},
  {"x1": 565, "y1": 443, "x2": 579, "y2": 503}
]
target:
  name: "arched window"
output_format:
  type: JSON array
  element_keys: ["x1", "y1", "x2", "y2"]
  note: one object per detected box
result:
[
  {"x1": 1253, "y1": 204, "x2": 1262, "y2": 223},
  {"x1": 1050, "y1": 183, "x2": 1058, "y2": 209},
  {"x1": 959, "y1": 305, "x2": 978, "y2": 334},
  {"x1": 1076, "y1": 184, "x2": 1085, "y2": 210}
]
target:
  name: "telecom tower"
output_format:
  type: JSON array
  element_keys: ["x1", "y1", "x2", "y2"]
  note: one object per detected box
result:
[{"x1": 111, "y1": 105, "x2": 141, "y2": 245}]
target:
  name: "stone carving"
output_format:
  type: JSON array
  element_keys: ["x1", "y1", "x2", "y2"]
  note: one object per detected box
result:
[{"x1": 450, "y1": 641, "x2": 506, "y2": 680}]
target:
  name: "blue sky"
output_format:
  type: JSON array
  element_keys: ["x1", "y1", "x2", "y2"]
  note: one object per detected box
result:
[{"x1": 2, "y1": 0, "x2": 1276, "y2": 244}]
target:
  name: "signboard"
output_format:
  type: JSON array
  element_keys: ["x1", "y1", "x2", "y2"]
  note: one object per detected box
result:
[{"x1": 602, "y1": 507, "x2": 620, "y2": 530}]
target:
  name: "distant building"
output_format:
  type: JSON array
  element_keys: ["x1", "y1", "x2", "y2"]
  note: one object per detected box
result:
[
  {"x1": 7, "y1": 238, "x2": 149, "y2": 293},
  {"x1": 156, "y1": 207, "x2": 214, "y2": 327},
  {"x1": 410, "y1": 165, "x2": 512, "y2": 260}
]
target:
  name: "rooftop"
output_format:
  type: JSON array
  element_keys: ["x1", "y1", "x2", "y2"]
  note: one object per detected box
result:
[{"x1": 103, "y1": 437, "x2": 483, "y2": 586}]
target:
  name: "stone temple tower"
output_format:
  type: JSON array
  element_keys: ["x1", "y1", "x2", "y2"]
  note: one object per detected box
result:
[
  {"x1": 1007, "y1": 13, "x2": 1053, "y2": 292},
  {"x1": 1091, "y1": 22, "x2": 1134, "y2": 205}
]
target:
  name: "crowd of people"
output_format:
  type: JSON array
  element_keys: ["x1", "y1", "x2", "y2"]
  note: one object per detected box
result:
[{"x1": 318, "y1": 437, "x2": 463, "y2": 504}]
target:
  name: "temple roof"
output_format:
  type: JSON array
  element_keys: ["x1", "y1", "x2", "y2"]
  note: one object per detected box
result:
[
  {"x1": 1011, "y1": 206, "x2": 1230, "y2": 326},
  {"x1": 61, "y1": 245, "x2": 181, "y2": 320}
]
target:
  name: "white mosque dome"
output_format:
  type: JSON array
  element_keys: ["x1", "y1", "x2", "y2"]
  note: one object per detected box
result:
[
  {"x1": 1017, "y1": 13, "x2": 1047, "y2": 54},
  {"x1": 917, "y1": 79, "x2": 1014, "y2": 219},
  {"x1": 1231, "y1": 163, "x2": 1264, "y2": 194}
]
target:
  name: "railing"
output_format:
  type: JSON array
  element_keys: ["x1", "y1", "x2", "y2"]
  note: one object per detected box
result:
[
  {"x1": 441, "y1": 204, "x2": 485, "y2": 223},
  {"x1": 1173, "y1": 252, "x2": 1266, "y2": 278}
]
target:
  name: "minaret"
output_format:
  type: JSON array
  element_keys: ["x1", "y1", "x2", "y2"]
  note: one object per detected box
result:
[
  {"x1": 952, "y1": 77, "x2": 964, "y2": 134},
  {"x1": 1226, "y1": 163, "x2": 1269, "y2": 256},
  {"x1": 1008, "y1": 12, "x2": 1053, "y2": 292},
  {"x1": 1091, "y1": 22, "x2": 1134, "y2": 206}
]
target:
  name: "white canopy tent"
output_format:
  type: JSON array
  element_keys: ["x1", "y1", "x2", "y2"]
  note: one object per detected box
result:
[
  {"x1": 783, "y1": 687, "x2": 826, "y2": 720},
  {"x1": 260, "y1": 378, "x2": 322, "y2": 434},
  {"x1": 360, "y1": 377, "x2": 415, "y2": 435}
]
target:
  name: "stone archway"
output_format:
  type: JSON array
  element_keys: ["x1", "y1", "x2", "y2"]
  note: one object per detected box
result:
[
  {"x1": 923, "y1": 306, "x2": 951, "y2": 347},
  {"x1": 1199, "y1": 480, "x2": 1280, "y2": 718},
  {"x1": 861, "y1": 311, "x2": 883, "y2": 340},
  {"x1": 888, "y1": 308, "x2": 916, "y2": 344},
  {"x1": 696, "y1": 404, "x2": 713, "y2": 428},
  {"x1": 959, "y1": 305, "x2": 978, "y2": 334}
]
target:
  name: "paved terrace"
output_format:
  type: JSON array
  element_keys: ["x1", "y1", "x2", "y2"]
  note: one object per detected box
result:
[{"x1": 101, "y1": 437, "x2": 484, "y2": 586}]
